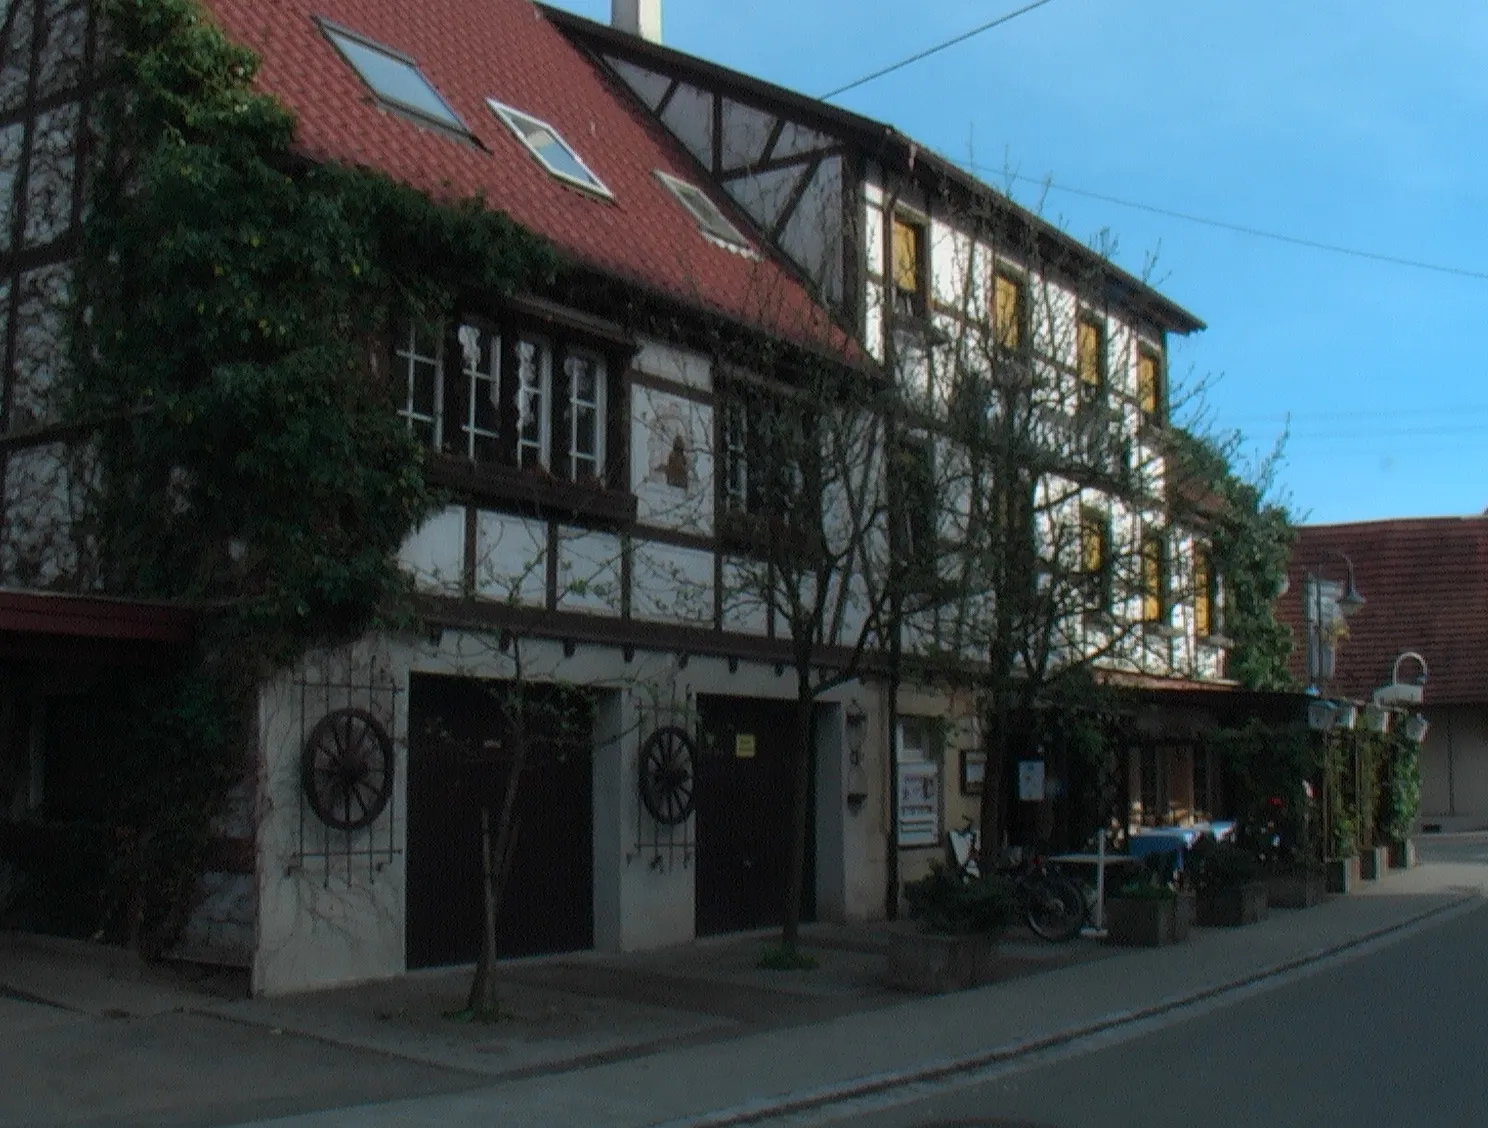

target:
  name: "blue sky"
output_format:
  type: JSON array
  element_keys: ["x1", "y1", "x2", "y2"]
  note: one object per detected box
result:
[{"x1": 554, "y1": 0, "x2": 1488, "y2": 525}]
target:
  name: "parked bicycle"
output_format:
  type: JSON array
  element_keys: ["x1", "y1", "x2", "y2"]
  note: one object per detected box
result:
[{"x1": 944, "y1": 818, "x2": 1086, "y2": 942}]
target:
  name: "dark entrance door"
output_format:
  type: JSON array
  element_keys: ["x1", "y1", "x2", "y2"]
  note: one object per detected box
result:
[
  {"x1": 694, "y1": 695, "x2": 815, "y2": 936},
  {"x1": 406, "y1": 673, "x2": 594, "y2": 969}
]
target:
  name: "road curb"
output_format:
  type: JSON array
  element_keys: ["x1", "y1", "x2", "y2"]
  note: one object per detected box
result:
[{"x1": 655, "y1": 893, "x2": 1477, "y2": 1128}]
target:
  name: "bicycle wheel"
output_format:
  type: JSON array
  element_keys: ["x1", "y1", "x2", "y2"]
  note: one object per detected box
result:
[{"x1": 1023, "y1": 873, "x2": 1086, "y2": 942}]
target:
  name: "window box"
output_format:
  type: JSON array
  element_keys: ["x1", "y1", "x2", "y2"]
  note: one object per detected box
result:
[{"x1": 426, "y1": 455, "x2": 636, "y2": 526}]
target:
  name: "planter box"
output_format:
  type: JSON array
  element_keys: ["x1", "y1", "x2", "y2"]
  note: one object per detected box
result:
[
  {"x1": 1174, "y1": 890, "x2": 1195, "y2": 941},
  {"x1": 1388, "y1": 839, "x2": 1417, "y2": 869},
  {"x1": 885, "y1": 929, "x2": 1000, "y2": 993},
  {"x1": 1106, "y1": 895, "x2": 1190, "y2": 947},
  {"x1": 1359, "y1": 846, "x2": 1387, "y2": 880},
  {"x1": 1266, "y1": 870, "x2": 1327, "y2": 909},
  {"x1": 1197, "y1": 881, "x2": 1269, "y2": 927},
  {"x1": 1326, "y1": 855, "x2": 1361, "y2": 894}
]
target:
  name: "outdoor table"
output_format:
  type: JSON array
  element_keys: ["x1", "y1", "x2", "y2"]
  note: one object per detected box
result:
[
  {"x1": 1129, "y1": 821, "x2": 1238, "y2": 871},
  {"x1": 1048, "y1": 849, "x2": 1137, "y2": 932}
]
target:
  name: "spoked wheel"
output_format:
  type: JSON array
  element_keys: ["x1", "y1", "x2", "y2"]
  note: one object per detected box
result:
[
  {"x1": 638, "y1": 725, "x2": 697, "y2": 826},
  {"x1": 1023, "y1": 873, "x2": 1086, "y2": 942},
  {"x1": 301, "y1": 708, "x2": 395, "y2": 832}
]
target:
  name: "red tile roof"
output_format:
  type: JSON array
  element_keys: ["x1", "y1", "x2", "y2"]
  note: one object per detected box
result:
[
  {"x1": 199, "y1": 0, "x2": 844, "y2": 355},
  {"x1": 1279, "y1": 518, "x2": 1488, "y2": 705}
]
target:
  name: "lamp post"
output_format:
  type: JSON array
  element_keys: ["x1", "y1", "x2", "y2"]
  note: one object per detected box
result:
[{"x1": 1304, "y1": 550, "x2": 1365, "y2": 696}]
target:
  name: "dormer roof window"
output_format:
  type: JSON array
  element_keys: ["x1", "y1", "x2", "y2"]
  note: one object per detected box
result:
[
  {"x1": 318, "y1": 21, "x2": 471, "y2": 136},
  {"x1": 489, "y1": 99, "x2": 612, "y2": 197},
  {"x1": 655, "y1": 171, "x2": 752, "y2": 252}
]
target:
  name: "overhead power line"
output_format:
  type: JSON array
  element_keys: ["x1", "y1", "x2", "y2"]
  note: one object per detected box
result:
[
  {"x1": 958, "y1": 161, "x2": 1488, "y2": 283},
  {"x1": 819, "y1": 0, "x2": 1059, "y2": 101}
]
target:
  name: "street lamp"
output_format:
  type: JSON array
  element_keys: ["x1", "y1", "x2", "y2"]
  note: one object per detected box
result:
[{"x1": 1305, "y1": 550, "x2": 1364, "y2": 695}]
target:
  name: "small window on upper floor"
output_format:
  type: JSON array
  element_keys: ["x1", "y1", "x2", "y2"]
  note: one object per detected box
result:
[
  {"x1": 1077, "y1": 316, "x2": 1105, "y2": 399},
  {"x1": 1194, "y1": 544, "x2": 1219, "y2": 638},
  {"x1": 891, "y1": 212, "x2": 927, "y2": 318},
  {"x1": 489, "y1": 99, "x2": 612, "y2": 197},
  {"x1": 1141, "y1": 529, "x2": 1168, "y2": 624},
  {"x1": 994, "y1": 271, "x2": 1027, "y2": 352},
  {"x1": 655, "y1": 171, "x2": 751, "y2": 250},
  {"x1": 1137, "y1": 346, "x2": 1164, "y2": 427},
  {"x1": 319, "y1": 21, "x2": 471, "y2": 136}
]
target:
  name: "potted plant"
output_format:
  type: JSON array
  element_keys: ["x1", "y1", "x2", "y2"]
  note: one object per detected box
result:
[
  {"x1": 1333, "y1": 702, "x2": 1359, "y2": 732},
  {"x1": 1190, "y1": 834, "x2": 1268, "y2": 927},
  {"x1": 887, "y1": 865, "x2": 1017, "y2": 993},
  {"x1": 1105, "y1": 851, "x2": 1192, "y2": 946},
  {"x1": 1360, "y1": 704, "x2": 1392, "y2": 735}
]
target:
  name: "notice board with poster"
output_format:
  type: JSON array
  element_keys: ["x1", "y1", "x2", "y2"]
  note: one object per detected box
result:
[{"x1": 897, "y1": 763, "x2": 941, "y2": 846}]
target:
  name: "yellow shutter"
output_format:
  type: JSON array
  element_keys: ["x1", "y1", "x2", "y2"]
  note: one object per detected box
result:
[
  {"x1": 1194, "y1": 549, "x2": 1212, "y2": 636},
  {"x1": 1142, "y1": 534, "x2": 1164, "y2": 622},
  {"x1": 892, "y1": 216, "x2": 920, "y2": 296},
  {"x1": 1081, "y1": 512, "x2": 1104, "y2": 574},
  {"x1": 994, "y1": 273, "x2": 1022, "y2": 349},
  {"x1": 1078, "y1": 320, "x2": 1102, "y2": 389},
  {"x1": 1138, "y1": 350, "x2": 1160, "y2": 418}
]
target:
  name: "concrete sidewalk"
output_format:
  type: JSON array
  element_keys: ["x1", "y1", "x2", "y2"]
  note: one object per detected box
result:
[
  {"x1": 0, "y1": 845, "x2": 1481, "y2": 1128},
  {"x1": 223, "y1": 853, "x2": 1485, "y2": 1128}
]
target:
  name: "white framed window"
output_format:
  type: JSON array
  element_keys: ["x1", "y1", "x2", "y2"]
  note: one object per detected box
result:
[
  {"x1": 655, "y1": 170, "x2": 752, "y2": 251},
  {"x1": 319, "y1": 21, "x2": 470, "y2": 136},
  {"x1": 896, "y1": 717, "x2": 941, "y2": 847},
  {"x1": 457, "y1": 323, "x2": 501, "y2": 462},
  {"x1": 395, "y1": 323, "x2": 444, "y2": 447},
  {"x1": 397, "y1": 319, "x2": 615, "y2": 487},
  {"x1": 512, "y1": 336, "x2": 552, "y2": 470},
  {"x1": 488, "y1": 99, "x2": 612, "y2": 197},
  {"x1": 722, "y1": 399, "x2": 748, "y2": 513},
  {"x1": 564, "y1": 350, "x2": 607, "y2": 482}
]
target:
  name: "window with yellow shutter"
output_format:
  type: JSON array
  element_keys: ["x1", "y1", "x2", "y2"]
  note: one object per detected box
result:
[
  {"x1": 1137, "y1": 348, "x2": 1163, "y2": 425},
  {"x1": 891, "y1": 213, "x2": 926, "y2": 317},
  {"x1": 994, "y1": 272, "x2": 1025, "y2": 351},
  {"x1": 1080, "y1": 507, "x2": 1111, "y2": 612},
  {"x1": 1141, "y1": 531, "x2": 1166, "y2": 623},
  {"x1": 1077, "y1": 317, "x2": 1104, "y2": 398},
  {"x1": 1194, "y1": 546, "x2": 1215, "y2": 637}
]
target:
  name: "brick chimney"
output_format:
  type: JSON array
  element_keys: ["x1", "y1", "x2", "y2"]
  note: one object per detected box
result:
[{"x1": 611, "y1": 0, "x2": 662, "y2": 43}]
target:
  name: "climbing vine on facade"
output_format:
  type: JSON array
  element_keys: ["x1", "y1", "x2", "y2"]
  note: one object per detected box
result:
[{"x1": 57, "y1": 0, "x2": 556, "y2": 950}]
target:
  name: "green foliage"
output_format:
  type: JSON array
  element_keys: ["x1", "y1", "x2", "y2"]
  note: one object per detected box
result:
[
  {"x1": 1187, "y1": 834, "x2": 1260, "y2": 892},
  {"x1": 904, "y1": 864, "x2": 1017, "y2": 935},
  {"x1": 1170, "y1": 431, "x2": 1296, "y2": 691},
  {"x1": 1210, "y1": 719, "x2": 1318, "y2": 870},
  {"x1": 1378, "y1": 732, "x2": 1422, "y2": 845},
  {"x1": 78, "y1": 0, "x2": 554, "y2": 662},
  {"x1": 756, "y1": 945, "x2": 820, "y2": 970},
  {"x1": 1112, "y1": 848, "x2": 1181, "y2": 900},
  {"x1": 57, "y1": 0, "x2": 555, "y2": 949}
]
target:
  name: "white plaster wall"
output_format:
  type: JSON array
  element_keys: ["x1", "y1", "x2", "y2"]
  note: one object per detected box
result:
[
  {"x1": 632, "y1": 541, "x2": 713, "y2": 625},
  {"x1": 254, "y1": 642, "x2": 408, "y2": 996},
  {"x1": 1420, "y1": 705, "x2": 1488, "y2": 819},
  {"x1": 473, "y1": 511, "x2": 547, "y2": 605},
  {"x1": 719, "y1": 556, "x2": 769, "y2": 636},
  {"x1": 253, "y1": 630, "x2": 898, "y2": 990},
  {"x1": 631, "y1": 384, "x2": 713, "y2": 533},
  {"x1": 555, "y1": 529, "x2": 623, "y2": 615},
  {"x1": 396, "y1": 505, "x2": 465, "y2": 595}
]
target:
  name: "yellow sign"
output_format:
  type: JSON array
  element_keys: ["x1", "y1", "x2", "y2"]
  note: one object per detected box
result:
[{"x1": 735, "y1": 734, "x2": 756, "y2": 759}]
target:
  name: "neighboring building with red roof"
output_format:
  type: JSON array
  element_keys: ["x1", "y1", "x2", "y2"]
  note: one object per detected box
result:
[{"x1": 1283, "y1": 517, "x2": 1488, "y2": 827}]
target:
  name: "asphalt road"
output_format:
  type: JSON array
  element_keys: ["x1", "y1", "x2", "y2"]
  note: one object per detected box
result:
[{"x1": 796, "y1": 893, "x2": 1488, "y2": 1128}]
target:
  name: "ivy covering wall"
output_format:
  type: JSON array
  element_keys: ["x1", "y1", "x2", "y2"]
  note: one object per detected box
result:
[{"x1": 46, "y1": 0, "x2": 556, "y2": 950}]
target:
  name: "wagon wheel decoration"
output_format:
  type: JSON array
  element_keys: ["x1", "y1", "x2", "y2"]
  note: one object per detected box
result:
[
  {"x1": 301, "y1": 708, "x2": 395, "y2": 832},
  {"x1": 639, "y1": 725, "x2": 697, "y2": 826}
]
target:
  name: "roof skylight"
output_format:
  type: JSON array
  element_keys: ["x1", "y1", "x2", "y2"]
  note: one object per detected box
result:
[
  {"x1": 319, "y1": 21, "x2": 470, "y2": 135},
  {"x1": 488, "y1": 100, "x2": 612, "y2": 197},
  {"x1": 654, "y1": 171, "x2": 751, "y2": 251}
]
